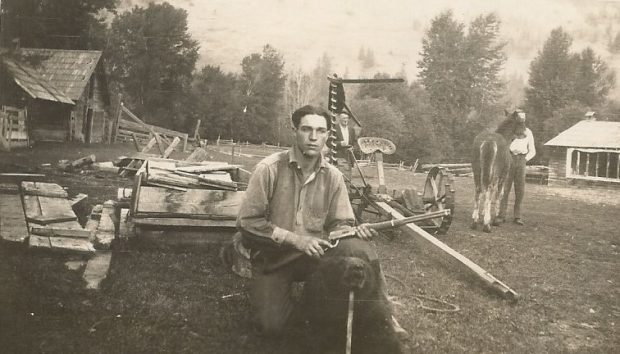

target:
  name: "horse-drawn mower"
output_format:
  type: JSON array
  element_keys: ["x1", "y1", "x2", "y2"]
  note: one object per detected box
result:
[
  {"x1": 325, "y1": 75, "x2": 455, "y2": 236},
  {"x1": 325, "y1": 75, "x2": 518, "y2": 300}
]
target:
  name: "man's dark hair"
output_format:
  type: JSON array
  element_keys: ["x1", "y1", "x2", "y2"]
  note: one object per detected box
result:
[{"x1": 291, "y1": 105, "x2": 332, "y2": 130}]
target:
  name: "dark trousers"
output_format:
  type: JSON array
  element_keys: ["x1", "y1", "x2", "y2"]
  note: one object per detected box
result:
[
  {"x1": 250, "y1": 238, "x2": 387, "y2": 335},
  {"x1": 499, "y1": 154, "x2": 526, "y2": 219}
]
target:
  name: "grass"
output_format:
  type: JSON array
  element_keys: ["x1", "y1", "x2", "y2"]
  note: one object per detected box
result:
[{"x1": 1, "y1": 142, "x2": 618, "y2": 353}]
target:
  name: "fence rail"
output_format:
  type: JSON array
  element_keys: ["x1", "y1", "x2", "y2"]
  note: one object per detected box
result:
[{"x1": 0, "y1": 106, "x2": 29, "y2": 151}]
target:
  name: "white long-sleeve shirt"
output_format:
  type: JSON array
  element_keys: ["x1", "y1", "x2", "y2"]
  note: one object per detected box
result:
[{"x1": 509, "y1": 128, "x2": 536, "y2": 162}]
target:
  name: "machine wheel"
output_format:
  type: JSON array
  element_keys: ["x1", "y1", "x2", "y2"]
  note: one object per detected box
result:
[{"x1": 422, "y1": 167, "x2": 455, "y2": 234}]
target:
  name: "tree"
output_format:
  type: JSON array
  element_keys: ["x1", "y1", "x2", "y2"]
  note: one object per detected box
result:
[
  {"x1": 463, "y1": 14, "x2": 506, "y2": 111},
  {"x1": 239, "y1": 45, "x2": 285, "y2": 143},
  {"x1": 573, "y1": 47, "x2": 616, "y2": 107},
  {"x1": 0, "y1": 0, "x2": 116, "y2": 49},
  {"x1": 355, "y1": 74, "x2": 444, "y2": 163},
  {"x1": 191, "y1": 65, "x2": 241, "y2": 140},
  {"x1": 418, "y1": 11, "x2": 506, "y2": 159},
  {"x1": 106, "y1": 2, "x2": 199, "y2": 130},
  {"x1": 525, "y1": 27, "x2": 575, "y2": 124},
  {"x1": 525, "y1": 28, "x2": 616, "y2": 160}
]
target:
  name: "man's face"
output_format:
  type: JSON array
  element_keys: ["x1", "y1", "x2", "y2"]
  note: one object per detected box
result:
[
  {"x1": 339, "y1": 114, "x2": 349, "y2": 126},
  {"x1": 294, "y1": 114, "x2": 328, "y2": 157}
]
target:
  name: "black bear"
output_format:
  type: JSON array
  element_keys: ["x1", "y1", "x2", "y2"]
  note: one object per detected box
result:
[{"x1": 302, "y1": 252, "x2": 402, "y2": 354}]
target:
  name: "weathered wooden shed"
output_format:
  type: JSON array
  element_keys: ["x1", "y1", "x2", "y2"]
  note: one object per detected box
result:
[
  {"x1": 0, "y1": 48, "x2": 110, "y2": 145},
  {"x1": 545, "y1": 118, "x2": 620, "y2": 187}
]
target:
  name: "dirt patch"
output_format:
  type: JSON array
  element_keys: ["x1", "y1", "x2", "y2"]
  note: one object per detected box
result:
[{"x1": 1, "y1": 143, "x2": 619, "y2": 353}]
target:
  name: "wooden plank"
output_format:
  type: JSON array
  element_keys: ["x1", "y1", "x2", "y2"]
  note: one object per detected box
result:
[
  {"x1": 30, "y1": 227, "x2": 92, "y2": 239},
  {"x1": 29, "y1": 235, "x2": 52, "y2": 250},
  {"x1": 141, "y1": 136, "x2": 157, "y2": 153},
  {"x1": 163, "y1": 136, "x2": 180, "y2": 158},
  {"x1": 98, "y1": 201, "x2": 116, "y2": 232},
  {"x1": 173, "y1": 171, "x2": 237, "y2": 190},
  {"x1": 185, "y1": 147, "x2": 209, "y2": 162},
  {"x1": 131, "y1": 132, "x2": 141, "y2": 152},
  {"x1": 21, "y1": 181, "x2": 68, "y2": 198},
  {"x1": 23, "y1": 195, "x2": 78, "y2": 225},
  {"x1": 118, "y1": 208, "x2": 135, "y2": 239},
  {"x1": 176, "y1": 164, "x2": 239, "y2": 173},
  {"x1": 193, "y1": 119, "x2": 201, "y2": 141},
  {"x1": 118, "y1": 116, "x2": 186, "y2": 139},
  {"x1": 0, "y1": 183, "x2": 19, "y2": 194},
  {"x1": 132, "y1": 217, "x2": 237, "y2": 228},
  {"x1": 49, "y1": 237, "x2": 95, "y2": 255},
  {"x1": 375, "y1": 201, "x2": 519, "y2": 300},
  {"x1": 135, "y1": 186, "x2": 244, "y2": 219},
  {"x1": 70, "y1": 193, "x2": 88, "y2": 207},
  {"x1": 153, "y1": 132, "x2": 165, "y2": 156},
  {"x1": 0, "y1": 193, "x2": 29, "y2": 243},
  {"x1": 83, "y1": 251, "x2": 112, "y2": 289},
  {"x1": 145, "y1": 181, "x2": 188, "y2": 191}
]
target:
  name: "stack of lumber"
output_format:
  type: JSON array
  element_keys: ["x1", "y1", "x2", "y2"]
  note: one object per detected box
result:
[
  {"x1": 126, "y1": 156, "x2": 248, "y2": 245},
  {"x1": 0, "y1": 181, "x2": 95, "y2": 255}
]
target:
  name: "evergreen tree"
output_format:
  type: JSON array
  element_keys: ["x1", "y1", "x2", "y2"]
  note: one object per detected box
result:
[
  {"x1": 573, "y1": 47, "x2": 615, "y2": 107},
  {"x1": 106, "y1": 2, "x2": 199, "y2": 129},
  {"x1": 239, "y1": 44, "x2": 285, "y2": 143},
  {"x1": 525, "y1": 27, "x2": 575, "y2": 123},
  {"x1": 191, "y1": 65, "x2": 242, "y2": 140},
  {"x1": 525, "y1": 28, "x2": 615, "y2": 159},
  {"x1": 418, "y1": 11, "x2": 506, "y2": 159}
]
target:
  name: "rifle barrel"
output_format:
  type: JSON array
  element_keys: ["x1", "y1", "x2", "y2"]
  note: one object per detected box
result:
[{"x1": 369, "y1": 209, "x2": 450, "y2": 230}]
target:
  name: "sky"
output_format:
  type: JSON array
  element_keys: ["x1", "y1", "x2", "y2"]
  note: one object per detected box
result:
[{"x1": 124, "y1": 0, "x2": 620, "y2": 98}]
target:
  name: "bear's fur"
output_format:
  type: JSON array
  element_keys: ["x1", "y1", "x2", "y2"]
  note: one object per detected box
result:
[{"x1": 302, "y1": 253, "x2": 402, "y2": 354}]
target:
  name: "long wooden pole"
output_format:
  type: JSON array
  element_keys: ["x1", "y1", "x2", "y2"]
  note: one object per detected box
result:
[{"x1": 375, "y1": 201, "x2": 519, "y2": 300}]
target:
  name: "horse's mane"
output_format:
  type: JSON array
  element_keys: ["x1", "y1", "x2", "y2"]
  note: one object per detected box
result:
[
  {"x1": 495, "y1": 111, "x2": 526, "y2": 140},
  {"x1": 495, "y1": 114, "x2": 516, "y2": 139}
]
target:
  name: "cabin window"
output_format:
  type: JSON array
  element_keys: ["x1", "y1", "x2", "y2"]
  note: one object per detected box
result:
[{"x1": 567, "y1": 148, "x2": 620, "y2": 182}]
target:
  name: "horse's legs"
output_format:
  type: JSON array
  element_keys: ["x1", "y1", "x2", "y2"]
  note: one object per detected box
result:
[
  {"x1": 471, "y1": 184, "x2": 481, "y2": 229},
  {"x1": 492, "y1": 181, "x2": 506, "y2": 226},
  {"x1": 482, "y1": 187, "x2": 493, "y2": 233}
]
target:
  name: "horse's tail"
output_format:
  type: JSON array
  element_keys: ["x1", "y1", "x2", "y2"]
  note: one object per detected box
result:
[{"x1": 479, "y1": 140, "x2": 498, "y2": 187}]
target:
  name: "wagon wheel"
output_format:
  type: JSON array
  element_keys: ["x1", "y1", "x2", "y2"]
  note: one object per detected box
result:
[{"x1": 422, "y1": 167, "x2": 455, "y2": 234}]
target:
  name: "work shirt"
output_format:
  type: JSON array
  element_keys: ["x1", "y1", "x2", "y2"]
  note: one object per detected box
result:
[
  {"x1": 509, "y1": 128, "x2": 536, "y2": 162},
  {"x1": 237, "y1": 145, "x2": 355, "y2": 247},
  {"x1": 340, "y1": 124, "x2": 350, "y2": 146}
]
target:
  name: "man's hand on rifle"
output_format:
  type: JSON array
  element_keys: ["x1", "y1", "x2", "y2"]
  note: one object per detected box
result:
[
  {"x1": 284, "y1": 233, "x2": 332, "y2": 258},
  {"x1": 354, "y1": 223, "x2": 379, "y2": 241}
]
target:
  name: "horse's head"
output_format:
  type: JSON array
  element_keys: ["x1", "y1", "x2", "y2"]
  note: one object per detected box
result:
[{"x1": 498, "y1": 109, "x2": 527, "y2": 139}]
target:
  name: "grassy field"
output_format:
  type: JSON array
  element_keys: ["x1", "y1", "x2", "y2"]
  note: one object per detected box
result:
[{"x1": 1, "y1": 142, "x2": 618, "y2": 353}]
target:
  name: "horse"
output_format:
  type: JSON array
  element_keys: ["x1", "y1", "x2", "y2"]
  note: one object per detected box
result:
[{"x1": 471, "y1": 110, "x2": 526, "y2": 232}]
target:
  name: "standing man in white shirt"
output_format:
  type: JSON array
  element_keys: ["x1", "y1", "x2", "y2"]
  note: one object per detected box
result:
[
  {"x1": 496, "y1": 109, "x2": 536, "y2": 226},
  {"x1": 333, "y1": 111, "x2": 358, "y2": 180}
]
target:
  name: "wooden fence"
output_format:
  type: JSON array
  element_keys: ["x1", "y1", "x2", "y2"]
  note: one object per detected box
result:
[
  {"x1": 111, "y1": 103, "x2": 188, "y2": 152},
  {"x1": 0, "y1": 106, "x2": 29, "y2": 151}
]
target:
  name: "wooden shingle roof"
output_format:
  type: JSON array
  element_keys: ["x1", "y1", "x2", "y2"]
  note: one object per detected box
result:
[
  {"x1": 1, "y1": 55, "x2": 74, "y2": 104},
  {"x1": 545, "y1": 120, "x2": 620, "y2": 149},
  {"x1": 13, "y1": 48, "x2": 102, "y2": 101}
]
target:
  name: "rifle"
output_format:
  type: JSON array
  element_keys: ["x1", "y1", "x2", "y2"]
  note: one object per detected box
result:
[{"x1": 263, "y1": 209, "x2": 450, "y2": 273}]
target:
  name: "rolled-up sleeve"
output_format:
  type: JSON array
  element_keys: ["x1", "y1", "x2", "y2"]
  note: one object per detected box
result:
[{"x1": 237, "y1": 163, "x2": 291, "y2": 244}]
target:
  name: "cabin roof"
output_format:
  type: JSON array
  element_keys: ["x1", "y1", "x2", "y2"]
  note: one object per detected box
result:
[{"x1": 544, "y1": 120, "x2": 620, "y2": 149}]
